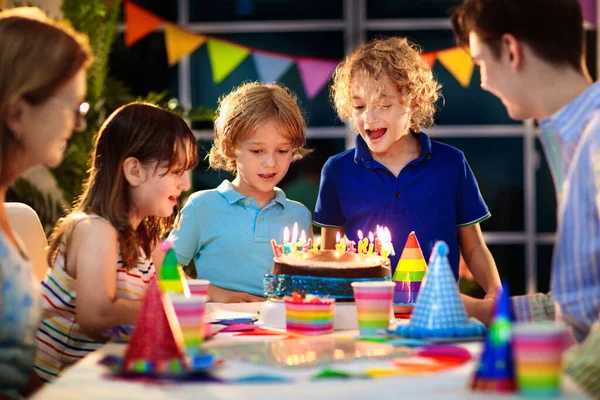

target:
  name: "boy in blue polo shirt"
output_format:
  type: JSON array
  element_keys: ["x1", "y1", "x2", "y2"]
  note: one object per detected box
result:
[
  {"x1": 315, "y1": 37, "x2": 501, "y2": 298},
  {"x1": 167, "y1": 82, "x2": 312, "y2": 302}
]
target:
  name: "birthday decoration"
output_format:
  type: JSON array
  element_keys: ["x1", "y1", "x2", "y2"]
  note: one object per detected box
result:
[
  {"x1": 124, "y1": 1, "x2": 477, "y2": 100},
  {"x1": 391, "y1": 241, "x2": 485, "y2": 339},
  {"x1": 158, "y1": 241, "x2": 190, "y2": 296},
  {"x1": 392, "y1": 231, "x2": 427, "y2": 306},
  {"x1": 470, "y1": 285, "x2": 517, "y2": 393}
]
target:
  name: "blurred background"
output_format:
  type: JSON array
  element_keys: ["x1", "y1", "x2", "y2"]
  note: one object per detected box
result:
[{"x1": 4, "y1": 0, "x2": 598, "y2": 298}]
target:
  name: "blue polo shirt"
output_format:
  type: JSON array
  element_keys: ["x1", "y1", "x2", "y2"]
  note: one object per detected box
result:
[
  {"x1": 314, "y1": 133, "x2": 490, "y2": 278},
  {"x1": 168, "y1": 180, "x2": 312, "y2": 296}
]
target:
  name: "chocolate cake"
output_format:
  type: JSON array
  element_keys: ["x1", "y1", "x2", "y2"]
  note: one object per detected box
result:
[{"x1": 272, "y1": 250, "x2": 391, "y2": 279}]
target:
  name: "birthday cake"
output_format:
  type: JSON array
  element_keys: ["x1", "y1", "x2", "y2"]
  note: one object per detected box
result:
[
  {"x1": 264, "y1": 250, "x2": 392, "y2": 300},
  {"x1": 272, "y1": 250, "x2": 391, "y2": 279}
]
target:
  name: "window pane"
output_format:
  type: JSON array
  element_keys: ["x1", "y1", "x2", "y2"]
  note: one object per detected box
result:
[
  {"x1": 536, "y1": 139, "x2": 558, "y2": 233},
  {"x1": 367, "y1": 30, "x2": 516, "y2": 125},
  {"x1": 110, "y1": 33, "x2": 179, "y2": 98},
  {"x1": 435, "y1": 137, "x2": 524, "y2": 232},
  {"x1": 367, "y1": 0, "x2": 462, "y2": 19},
  {"x1": 489, "y1": 244, "x2": 526, "y2": 295},
  {"x1": 537, "y1": 244, "x2": 553, "y2": 293},
  {"x1": 190, "y1": 0, "x2": 344, "y2": 22},
  {"x1": 190, "y1": 31, "x2": 345, "y2": 127}
]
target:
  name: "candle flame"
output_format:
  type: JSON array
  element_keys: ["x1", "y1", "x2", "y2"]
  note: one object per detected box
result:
[
  {"x1": 283, "y1": 226, "x2": 290, "y2": 243},
  {"x1": 291, "y1": 222, "x2": 298, "y2": 244},
  {"x1": 383, "y1": 226, "x2": 391, "y2": 242},
  {"x1": 336, "y1": 231, "x2": 341, "y2": 242},
  {"x1": 368, "y1": 231, "x2": 374, "y2": 242},
  {"x1": 299, "y1": 230, "x2": 306, "y2": 245},
  {"x1": 357, "y1": 230, "x2": 363, "y2": 240}
]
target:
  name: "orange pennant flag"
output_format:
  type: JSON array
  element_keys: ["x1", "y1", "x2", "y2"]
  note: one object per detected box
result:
[
  {"x1": 436, "y1": 47, "x2": 474, "y2": 87},
  {"x1": 421, "y1": 52, "x2": 437, "y2": 68},
  {"x1": 125, "y1": 1, "x2": 164, "y2": 47},
  {"x1": 164, "y1": 24, "x2": 206, "y2": 66}
]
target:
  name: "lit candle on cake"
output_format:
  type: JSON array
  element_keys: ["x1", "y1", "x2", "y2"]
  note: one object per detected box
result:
[
  {"x1": 357, "y1": 230, "x2": 368, "y2": 255},
  {"x1": 312, "y1": 237, "x2": 321, "y2": 254},
  {"x1": 374, "y1": 226, "x2": 382, "y2": 255},
  {"x1": 346, "y1": 240, "x2": 356, "y2": 253},
  {"x1": 335, "y1": 231, "x2": 346, "y2": 253},
  {"x1": 283, "y1": 226, "x2": 291, "y2": 254},
  {"x1": 367, "y1": 231, "x2": 375, "y2": 255},
  {"x1": 384, "y1": 226, "x2": 395, "y2": 256},
  {"x1": 380, "y1": 227, "x2": 393, "y2": 259},
  {"x1": 298, "y1": 230, "x2": 311, "y2": 252},
  {"x1": 291, "y1": 222, "x2": 299, "y2": 253}
]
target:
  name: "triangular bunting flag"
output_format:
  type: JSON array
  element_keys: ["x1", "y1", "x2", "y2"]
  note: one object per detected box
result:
[
  {"x1": 253, "y1": 53, "x2": 294, "y2": 83},
  {"x1": 421, "y1": 52, "x2": 437, "y2": 68},
  {"x1": 164, "y1": 24, "x2": 206, "y2": 66},
  {"x1": 207, "y1": 39, "x2": 250, "y2": 84},
  {"x1": 436, "y1": 47, "x2": 474, "y2": 88},
  {"x1": 392, "y1": 231, "x2": 427, "y2": 305},
  {"x1": 296, "y1": 58, "x2": 338, "y2": 99},
  {"x1": 124, "y1": 1, "x2": 164, "y2": 47}
]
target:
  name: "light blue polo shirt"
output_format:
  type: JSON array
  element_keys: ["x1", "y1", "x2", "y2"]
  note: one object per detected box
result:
[
  {"x1": 314, "y1": 132, "x2": 490, "y2": 278},
  {"x1": 168, "y1": 180, "x2": 312, "y2": 296}
]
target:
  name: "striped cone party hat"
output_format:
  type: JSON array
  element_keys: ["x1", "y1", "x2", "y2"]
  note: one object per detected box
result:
[
  {"x1": 394, "y1": 241, "x2": 485, "y2": 338},
  {"x1": 392, "y1": 231, "x2": 427, "y2": 305}
]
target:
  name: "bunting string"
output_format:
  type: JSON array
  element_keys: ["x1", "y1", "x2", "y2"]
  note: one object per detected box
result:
[{"x1": 124, "y1": 0, "x2": 476, "y2": 99}]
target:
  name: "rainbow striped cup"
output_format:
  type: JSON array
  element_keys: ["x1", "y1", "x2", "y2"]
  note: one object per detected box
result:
[
  {"x1": 284, "y1": 298, "x2": 335, "y2": 336},
  {"x1": 351, "y1": 281, "x2": 395, "y2": 337},
  {"x1": 165, "y1": 293, "x2": 207, "y2": 359},
  {"x1": 186, "y1": 279, "x2": 210, "y2": 297},
  {"x1": 512, "y1": 322, "x2": 568, "y2": 397}
]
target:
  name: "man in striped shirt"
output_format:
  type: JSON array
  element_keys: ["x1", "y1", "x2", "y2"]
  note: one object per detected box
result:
[{"x1": 452, "y1": 0, "x2": 600, "y2": 396}]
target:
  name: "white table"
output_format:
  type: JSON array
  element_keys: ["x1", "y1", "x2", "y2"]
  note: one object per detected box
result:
[{"x1": 31, "y1": 304, "x2": 590, "y2": 400}]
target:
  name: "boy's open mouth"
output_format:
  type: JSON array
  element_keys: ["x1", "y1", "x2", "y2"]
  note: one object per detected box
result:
[
  {"x1": 366, "y1": 128, "x2": 386, "y2": 141},
  {"x1": 259, "y1": 173, "x2": 276, "y2": 180}
]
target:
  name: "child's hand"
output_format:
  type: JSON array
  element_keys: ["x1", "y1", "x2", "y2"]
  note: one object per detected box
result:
[{"x1": 208, "y1": 285, "x2": 265, "y2": 303}]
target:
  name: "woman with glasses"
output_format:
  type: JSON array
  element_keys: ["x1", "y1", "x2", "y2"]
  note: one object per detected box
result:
[{"x1": 0, "y1": 7, "x2": 91, "y2": 399}]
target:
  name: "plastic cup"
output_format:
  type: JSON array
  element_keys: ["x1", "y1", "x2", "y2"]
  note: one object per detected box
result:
[
  {"x1": 351, "y1": 281, "x2": 395, "y2": 337},
  {"x1": 186, "y1": 279, "x2": 210, "y2": 297},
  {"x1": 512, "y1": 321, "x2": 567, "y2": 397},
  {"x1": 165, "y1": 293, "x2": 207, "y2": 358},
  {"x1": 284, "y1": 298, "x2": 335, "y2": 335}
]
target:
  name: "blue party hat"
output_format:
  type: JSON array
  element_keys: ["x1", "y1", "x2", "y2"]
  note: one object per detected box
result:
[
  {"x1": 393, "y1": 241, "x2": 485, "y2": 338},
  {"x1": 470, "y1": 284, "x2": 517, "y2": 392}
]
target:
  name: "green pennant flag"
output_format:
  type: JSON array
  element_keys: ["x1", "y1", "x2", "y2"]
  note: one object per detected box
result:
[{"x1": 207, "y1": 39, "x2": 250, "y2": 84}]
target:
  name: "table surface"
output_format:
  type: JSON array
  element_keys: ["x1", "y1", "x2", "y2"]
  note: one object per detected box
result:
[{"x1": 30, "y1": 303, "x2": 591, "y2": 400}]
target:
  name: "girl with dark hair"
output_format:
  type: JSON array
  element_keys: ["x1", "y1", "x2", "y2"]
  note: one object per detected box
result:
[{"x1": 35, "y1": 102, "x2": 198, "y2": 382}]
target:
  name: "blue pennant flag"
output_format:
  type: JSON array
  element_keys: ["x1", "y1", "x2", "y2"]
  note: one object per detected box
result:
[{"x1": 253, "y1": 53, "x2": 294, "y2": 83}]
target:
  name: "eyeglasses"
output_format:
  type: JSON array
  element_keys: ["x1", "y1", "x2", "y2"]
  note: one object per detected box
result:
[{"x1": 47, "y1": 98, "x2": 90, "y2": 132}]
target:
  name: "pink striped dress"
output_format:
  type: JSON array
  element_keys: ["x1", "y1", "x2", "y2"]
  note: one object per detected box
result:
[{"x1": 34, "y1": 217, "x2": 155, "y2": 382}]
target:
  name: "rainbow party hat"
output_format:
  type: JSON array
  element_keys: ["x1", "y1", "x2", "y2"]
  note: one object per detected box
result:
[
  {"x1": 158, "y1": 241, "x2": 189, "y2": 295},
  {"x1": 471, "y1": 284, "x2": 517, "y2": 393},
  {"x1": 392, "y1": 231, "x2": 427, "y2": 305},
  {"x1": 393, "y1": 241, "x2": 485, "y2": 338}
]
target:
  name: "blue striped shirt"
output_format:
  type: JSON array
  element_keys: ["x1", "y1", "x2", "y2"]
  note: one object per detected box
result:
[{"x1": 542, "y1": 81, "x2": 600, "y2": 341}]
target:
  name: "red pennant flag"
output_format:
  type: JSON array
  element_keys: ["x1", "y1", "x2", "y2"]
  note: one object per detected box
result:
[{"x1": 124, "y1": 1, "x2": 164, "y2": 47}]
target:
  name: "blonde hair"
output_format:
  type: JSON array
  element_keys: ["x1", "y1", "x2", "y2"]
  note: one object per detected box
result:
[
  {"x1": 209, "y1": 81, "x2": 310, "y2": 173},
  {"x1": 0, "y1": 7, "x2": 92, "y2": 185},
  {"x1": 331, "y1": 37, "x2": 441, "y2": 132}
]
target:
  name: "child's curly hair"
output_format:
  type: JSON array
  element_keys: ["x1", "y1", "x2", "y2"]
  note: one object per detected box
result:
[
  {"x1": 209, "y1": 81, "x2": 311, "y2": 173},
  {"x1": 331, "y1": 37, "x2": 441, "y2": 132}
]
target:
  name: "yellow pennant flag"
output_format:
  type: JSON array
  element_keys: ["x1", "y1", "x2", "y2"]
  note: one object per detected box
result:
[
  {"x1": 207, "y1": 39, "x2": 250, "y2": 84},
  {"x1": 164, "y1": 24, "x2": 206, "y2": 66},
  {"x1": 436, "y1": 47, "x2": 474, "y2": 88}
]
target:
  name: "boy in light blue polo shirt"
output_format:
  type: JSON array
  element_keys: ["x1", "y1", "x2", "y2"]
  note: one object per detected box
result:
[
  {"x1": 168, "y1": 82, "x2": 312, "y2": 302},
  {"x1": 316, "y1": 37, "x2": 501, "y2": 299}
]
